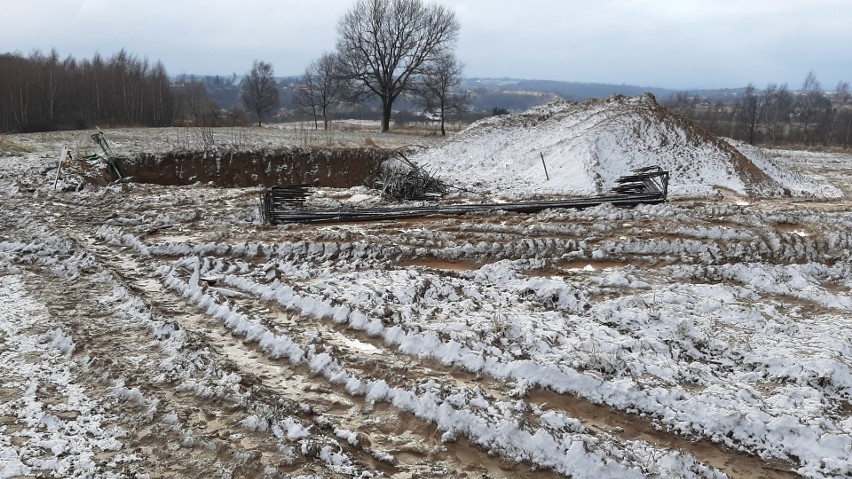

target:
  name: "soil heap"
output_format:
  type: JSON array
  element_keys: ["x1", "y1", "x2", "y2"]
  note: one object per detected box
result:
[{"x1": 413, "y1": 94, "x2": 812, "y2": 199}]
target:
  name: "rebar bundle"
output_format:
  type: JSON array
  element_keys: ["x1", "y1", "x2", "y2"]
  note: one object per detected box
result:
[
  {"x1": 260, "y1": 166, "x2": 669, "y2": 225},
  {"x1": 611, "y1": 165, "x2": 669, "y2": 197},
  {"x1": 260, "y1": 185, "x2": 311, "y2": 224}
]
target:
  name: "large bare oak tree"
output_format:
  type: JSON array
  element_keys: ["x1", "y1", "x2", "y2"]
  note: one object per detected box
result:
[{"x1": 336, "y1": 0, "x2": 460, "y2": 132}]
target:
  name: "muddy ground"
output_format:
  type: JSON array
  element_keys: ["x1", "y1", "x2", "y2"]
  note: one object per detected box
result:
[{"x1": 1, "y1": 129, "x2": 852, "y2": 478}]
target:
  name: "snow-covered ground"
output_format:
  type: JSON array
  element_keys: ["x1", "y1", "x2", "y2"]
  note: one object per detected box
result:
[
  {"x1": 2, "y1": 103, "x2": 852, "y2": 477},
  {"x1": 412, "y1": 95, "x2": 837, "y2": 200}
]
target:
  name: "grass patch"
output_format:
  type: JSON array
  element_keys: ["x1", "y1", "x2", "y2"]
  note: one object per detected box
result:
[{"x1": 0, "y1": 135, "x2": 34, "y2": 155}]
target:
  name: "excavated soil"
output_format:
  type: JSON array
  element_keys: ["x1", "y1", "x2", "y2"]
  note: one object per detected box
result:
[{"x1": 124, "y1": 147, "x2": 392, "y2": 188}]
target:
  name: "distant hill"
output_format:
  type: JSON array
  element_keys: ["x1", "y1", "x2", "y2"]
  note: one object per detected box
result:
[
  {"x1": 461, "y1": 78, "x2": 674, "y2": 113},
  {"x1": 174, "y1": 73, "x2": 750, "y2": 116},
  {"x1": 462, "y1": 78, "x2": 749, "y2": 110},
  {"x1": 490, "y1": 79, "x2": 675, "y2": 100}
]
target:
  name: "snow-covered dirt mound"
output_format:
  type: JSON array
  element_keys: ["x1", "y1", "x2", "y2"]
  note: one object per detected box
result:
[{"x1": 413, "y1": 94, "x2": 828, "y2": 199}]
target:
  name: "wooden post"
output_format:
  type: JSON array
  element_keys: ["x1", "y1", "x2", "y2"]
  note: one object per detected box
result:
[
  {"x1": 53, "y1": 148, "x2": 68, "y2": 190},
  {"x1": 540, "y1": 152, "x2": 549, "y2": 181}
]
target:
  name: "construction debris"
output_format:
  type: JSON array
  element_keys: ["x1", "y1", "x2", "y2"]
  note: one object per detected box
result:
[
  {"x1": 49, "y1": 130, "x2": 128, "y2": 191},
  {"x1": 611, "y1": 165, "x2": 669, "y2": 196},
  {"x1": 260, "y1": 166, "x2": 669, "y2": 225},
  {"x1": 51, "y1": 147, "x2": 116, "y2": 192},
  {"x1": 259, "y1": 185, "x2": 310, "y2": 223},
  {"x1": 376, "y1": 149, "x2": 448, "y2": 200},
  {"x1": 91, "y1": 130, "x2": 125, "y2": 179}
]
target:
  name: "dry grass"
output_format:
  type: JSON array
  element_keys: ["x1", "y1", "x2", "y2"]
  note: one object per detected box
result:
[
  {"x1": 762, "y1": 143, "x2": 852, "y2": 153},
  {"x1": 0, "y1": 135, "x2": 34, "y2": 155}
]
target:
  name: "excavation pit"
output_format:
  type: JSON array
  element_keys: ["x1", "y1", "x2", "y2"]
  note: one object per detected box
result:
[{"x1": 117, "y1": 147, "x2": 392, "y2": 188}]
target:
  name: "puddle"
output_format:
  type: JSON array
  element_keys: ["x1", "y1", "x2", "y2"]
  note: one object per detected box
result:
[
  {"x1": 775, "y1": 223, "x2": 813, "y2": 237},
  {"x1": 398, "y1": 258, "x2": 482, "y2": 272}
]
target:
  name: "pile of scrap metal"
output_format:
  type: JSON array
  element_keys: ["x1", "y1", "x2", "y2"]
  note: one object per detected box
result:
[
  {"x1": 52, "y1": 130, "x2": 125, "y2": 191},
  {"x1": 260, "y1": 165, "x2": 670, "y2": 225},
  {"x1": 611, "y1": 165, "x2": 669, "y2": 197},
  {"x1": 89, "y1": 130, "x2": 125, "y2": 179},
  {"x1": 376, "y1": 149, "x2": 448, "y2": 201}
]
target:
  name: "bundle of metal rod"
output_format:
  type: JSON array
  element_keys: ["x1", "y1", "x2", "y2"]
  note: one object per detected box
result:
[
  {"x1": 261, "y1": 167, "x2": 669, "y2": 225},
  {"x1": 260, "y1": 185, "x2": 311, "y2": 224},
  {"x1": 611, "y1": 165, "x2": 669, "y2": 196}
]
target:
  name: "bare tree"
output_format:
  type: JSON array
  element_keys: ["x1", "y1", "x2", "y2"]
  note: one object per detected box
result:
[
  {"x1": 293, "y1": 67, "x2": 320, "y2": 129},
  {"x1": 293, "y1": 53, "x2": 349, "y2": 130},
  {"x1": 416, "y1": 52, "x2": 467, "y2": 136},
  {"x1": 828, "y1": 81, "x2": 849, "y2": 147},
  {"x1": 838, "y1": 81, "x2": 852, "y2": 106},
  {"x1": 0, "y1": 49, "x2": 175, "y2": 132},
  {"x1": 838, "y1": 81, "x2": 852, "y2": 148},
  {"x1": 241, "y1": 60, "x2": 280, "y2": 126},
  {"x1": 741, "y1": 83, "x2": 760, "y2": 144},
  {"x1": 336, "y1": 0, "x2": 460, "y2": 132},
  {"x1": 175, "y1": 81, "x2": 219, "y2": 126},
  {"x1": 798, "y1": 71, "x2": 824, "y2": 145},
  {"x1": 666, "y1": 91, "x2": 696, "y2": 112},
  {"x1": 762, "y1": 83, "x2": 793, "y2": 144}
]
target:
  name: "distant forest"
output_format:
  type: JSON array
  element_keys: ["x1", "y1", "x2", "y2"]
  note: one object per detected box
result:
[
  {"x1": 663, "y1": 74, "x2": 852, "y2": 148},
  {"x1": 2, "y1": 50, "x2": 850, "y2": 149},
  {"x1": 0, "y1": 50, "x2": 173, "y2": 132}
]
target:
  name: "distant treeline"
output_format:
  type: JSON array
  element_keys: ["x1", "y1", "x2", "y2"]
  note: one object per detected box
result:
[
  {"x1": 664, "y1": 73, "x2": 852, "y2": 148},
  {"x1": 0, "y1": 50, "x2": 174, "y2": 132},
  {"x1": 511, "y1": 79, "x2": 675, "y2": 101}
]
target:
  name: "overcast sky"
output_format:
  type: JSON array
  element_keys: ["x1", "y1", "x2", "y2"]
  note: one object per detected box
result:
[{"x1": 4, "y1": 0, "x2": 850, "y2": 90}]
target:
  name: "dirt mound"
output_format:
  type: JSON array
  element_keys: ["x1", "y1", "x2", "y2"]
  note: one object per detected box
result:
[{"x1": 413, "y1": 94, "x2": 807, "y2": 198}]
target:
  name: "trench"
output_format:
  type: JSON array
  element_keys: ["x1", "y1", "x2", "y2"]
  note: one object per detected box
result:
[{"x1": 117, "y1": 147, "x2": 392, "y2": 188}]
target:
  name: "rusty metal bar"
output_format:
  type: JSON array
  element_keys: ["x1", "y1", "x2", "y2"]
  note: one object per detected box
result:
[{"x1": 262, "y1": 166, "x2": 669, "y2": 225}]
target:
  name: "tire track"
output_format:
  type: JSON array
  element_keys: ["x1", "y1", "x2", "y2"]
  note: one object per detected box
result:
[
  {"x1": 76, "y1": 231, "x2": 560, "y2": 478},
  {"x1": 218, "y1": 265, "x2": 798, "y2": 479}
]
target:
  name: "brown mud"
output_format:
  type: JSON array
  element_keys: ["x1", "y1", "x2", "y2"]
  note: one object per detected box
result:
[{"x1": 123, "y1": 147, "x2": 391, "y2": 188}]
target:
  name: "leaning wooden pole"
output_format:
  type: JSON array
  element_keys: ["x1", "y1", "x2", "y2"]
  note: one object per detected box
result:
[{"x1": 53, "y1": 148, "x2": 68, "y2": 190}]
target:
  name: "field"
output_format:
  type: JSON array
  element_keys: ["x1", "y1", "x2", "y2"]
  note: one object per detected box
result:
[{"x1": 1, "y1": 119, "x2": 852, "y2": 478}]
